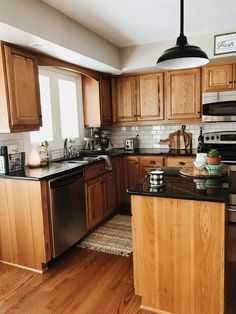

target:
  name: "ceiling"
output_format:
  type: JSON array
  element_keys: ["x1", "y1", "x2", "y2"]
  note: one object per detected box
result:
[{"x1": 42, "y1": 0, "x2": 236, "y2": 48}]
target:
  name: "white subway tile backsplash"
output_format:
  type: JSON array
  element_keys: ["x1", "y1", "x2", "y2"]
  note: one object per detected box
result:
[{"x1": 110, "y1": 122, "x2": 236, "y2": 149}]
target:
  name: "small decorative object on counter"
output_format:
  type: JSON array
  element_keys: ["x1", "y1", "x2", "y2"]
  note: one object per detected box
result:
[
  {"x1": 39, "y1": 142, "x2": 48, "y2": 166},
  {"x1": 207, "y1": 149, "x2": 221, "y2": 165},
  {"x1": 194, "y1": 152, "x2": 207, "y2": 170},
  {"x1": 205, "y1": 164, "x2": 223, "y2": 175},
  {"x1": 28, "y1": 148, "x2": 41, "y2": 168},
  {"x1": 197, "y1": 126, "x2": 204, "y2": 152}
]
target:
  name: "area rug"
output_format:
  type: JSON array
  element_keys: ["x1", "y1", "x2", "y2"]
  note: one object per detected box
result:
[{"x1": 78, "y1": 215, "x2": 132, "y2": 257}]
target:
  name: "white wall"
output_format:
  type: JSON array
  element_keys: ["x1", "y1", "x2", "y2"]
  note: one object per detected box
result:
[
  {"x1": 121, "y1": 31, "x2": 236, "y2": 72},
  {"x1": 0, "y1": 0, "x2": 121, "y2": 71}
]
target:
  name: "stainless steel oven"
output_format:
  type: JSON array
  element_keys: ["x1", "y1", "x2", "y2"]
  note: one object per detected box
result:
[{"x1": 202, "y1": 91, "x2": 236, "y2": 122}]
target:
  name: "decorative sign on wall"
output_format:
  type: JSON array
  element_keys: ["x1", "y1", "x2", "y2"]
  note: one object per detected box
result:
[{"x1": 214, "y1": 32, "x2": 236, "y2": 55}]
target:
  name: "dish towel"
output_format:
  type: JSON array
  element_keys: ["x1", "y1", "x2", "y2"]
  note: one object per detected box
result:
[{"x1": 97, "y1": 155, "x2": 112, "y2": 171}]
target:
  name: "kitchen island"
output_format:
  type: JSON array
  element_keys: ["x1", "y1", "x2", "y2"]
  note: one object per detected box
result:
[{"x1": 128, "y1": 168, "x2": 229, "y2": 314}]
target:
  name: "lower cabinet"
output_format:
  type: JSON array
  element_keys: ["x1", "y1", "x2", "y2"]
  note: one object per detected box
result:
[
  {"x1": 113, "y1": 156, "x2": 124, "y2": 208},
  {"x1": 165, "y1": 156, "x2": 194, "y2": 168},
  {"x1": 85, "y1": 162, "x2": 116, "y2": 230},
  {"x1": 123, "y1": 156, "x2": 141, "y2": 204},
  {"x1": 0, "y1": 178, "x2": 51, "y2": 271},
  {"x1": 139, "y1": 156, "x2": 164, "y2": 177}
]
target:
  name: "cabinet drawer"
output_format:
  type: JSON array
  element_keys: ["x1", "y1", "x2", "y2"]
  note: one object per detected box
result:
[
  {"x1": 139, "y1": 156, "x2": 164, "y2": 167},
  {"x1": 84, "y1": 162, "x2": 106, "y2": 181},
  {"x1": 165, "y1": 156, "x2": 194, "y2": 168}
]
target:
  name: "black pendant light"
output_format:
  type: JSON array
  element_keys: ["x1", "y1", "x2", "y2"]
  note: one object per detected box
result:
[{"x1": 156, "y1": 0, "x2": 209, "y2": 70}]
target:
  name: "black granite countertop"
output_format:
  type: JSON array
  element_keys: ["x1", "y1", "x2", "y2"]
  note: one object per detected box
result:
[
  {"x1": 0, "y1": 148, "x2": 197, "y2": 181},
  {"x1": 128, "y1": 167, "x2": 230, "y2": 203},
  {"x1": 0, "y1": 158, "x2": 102, "y2": 181}
]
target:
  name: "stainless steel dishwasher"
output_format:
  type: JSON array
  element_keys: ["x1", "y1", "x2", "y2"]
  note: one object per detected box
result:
[{"x1": 48, "y1": 169, "x2": 86, "y2": 258}]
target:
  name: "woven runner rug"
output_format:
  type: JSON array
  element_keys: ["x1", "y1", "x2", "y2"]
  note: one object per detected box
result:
[{"x1": 78, "y1": 215, "x2": 132, "y2": 257}]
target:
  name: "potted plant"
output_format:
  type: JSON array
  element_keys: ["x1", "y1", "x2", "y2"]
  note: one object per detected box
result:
[{"x1": 207, "y1": 149, "x2": 221, "y2": 165}]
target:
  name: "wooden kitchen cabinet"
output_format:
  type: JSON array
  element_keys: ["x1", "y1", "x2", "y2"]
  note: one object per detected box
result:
[
  {"x1": 113, "y1": 156, "x2": 124, "y2": 208},
  {"x1": 123, "y1": 156, "x2": 141, "y2": 203},
  {"x1": 112, "y1": 73, "x2": 164, "y2": 123},
  {"x1": 137, "y1": 73, "x2": 164, "y2": 121},
  {"x1": 139, "y1": 156, "x2": 164, "y2": 177},
  {"x1": 0, "y1": 178, "x2": 51, "y2": 271},
  {"x1": 103, "y1": 171, "x2": 116, "y2": 217},
  {"x1": 86, "y1": 176, "x2": 104, "y2": 230},
  {"x1": 112, "y1": 76, "x2": 137, "y2": 123},
  {"x1": 85, "y1": 161, "x2": 116, "y2": 230},
  {"x1": 165, "y1": 156, "x2": 194, "y2": 168},
  {"x1": 100, "y1": 76, "x2": 113, "y2": 125},
  {"x1": 82, "y1": 75, "x2": 112, "y2": 127},
  {"x1": 132, "y1": 195, "x2": 225, "y2": 313},
  {"x1": 0, "y1": 42, "x2": 42, "y2": 132},
  {"x1": 165, "y1": 68, "x2": 201, "y2": 122},
  {"x1": 202, "y1": 63, "x2": 236, "y2": 92}
]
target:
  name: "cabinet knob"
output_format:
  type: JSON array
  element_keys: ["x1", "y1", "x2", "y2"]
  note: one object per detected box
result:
[
  {"x1": 137, "y1": 114, "x2": 141, "y2": 117},
  {"x1": 229, "y1": 80, "x2": 233, "y2": 83},
  {"x1": 179, "y1": 162, "x2": 185, "y2": 166},
  {"x1": 39, "y1": 114, "x2": 42, "y2": 118},
  {"x1": 150, "y1": 160, "x2": 156, "y2": 164}
]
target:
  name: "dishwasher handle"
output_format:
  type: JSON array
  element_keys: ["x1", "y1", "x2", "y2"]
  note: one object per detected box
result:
[{"x1": 50, "y1": 170, "x2": 84, "y2": 189}]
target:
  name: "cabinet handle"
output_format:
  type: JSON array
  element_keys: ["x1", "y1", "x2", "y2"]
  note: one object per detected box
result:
[
  {"x1": 197, "y1": 111, "x2": 200, "y2": 114},
  {"x1": 39, "y1": 114, "x2": 42, "y2": 118},
  {"x1": 229, "y1": 81, "x2": 233, "y2": 83},
  {"x1": 179, "y1": 162, "x2": 185, "y2": 166},
  {"x1": 234, "y1": 81, "x2": 236, "y2": 83},
  {"x1": 150, "y1": 160, "x2": 156, "y2": 164},
  {"x1": 137, "y1": 114, "x2": 141, "y2": 117}
]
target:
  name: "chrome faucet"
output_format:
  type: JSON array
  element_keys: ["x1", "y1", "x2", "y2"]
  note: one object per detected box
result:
[{"x1": 64, "y1": 138, "x2": 73, "y2": 158}]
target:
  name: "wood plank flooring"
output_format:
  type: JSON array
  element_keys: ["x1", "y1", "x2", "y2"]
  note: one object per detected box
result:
[{"x1": 0, "y1": 247, "x2": 152, "y2": 314}]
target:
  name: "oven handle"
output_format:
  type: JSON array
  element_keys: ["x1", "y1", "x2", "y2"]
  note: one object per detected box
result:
[{"x1": 227, "y1": 208, "x2": 236, "y2": 213}]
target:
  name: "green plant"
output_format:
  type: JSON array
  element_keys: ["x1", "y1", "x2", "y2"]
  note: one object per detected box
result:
[{"x1": 207, "y1": 149, "x2": 220, "y2": 158}]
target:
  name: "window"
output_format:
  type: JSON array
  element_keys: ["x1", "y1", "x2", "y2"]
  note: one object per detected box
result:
[{"x1": 29, "y1": 67, "x2": 84, "y2": 150}]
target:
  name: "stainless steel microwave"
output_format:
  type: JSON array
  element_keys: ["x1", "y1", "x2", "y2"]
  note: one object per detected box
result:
[{"x1": 202, "y1": 91, "x2": 236, "y2": 122}]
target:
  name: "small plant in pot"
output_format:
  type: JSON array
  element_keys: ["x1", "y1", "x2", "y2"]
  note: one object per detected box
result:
[{"x1": 207, "y1": 149, "x2": 221, "y2": 165}]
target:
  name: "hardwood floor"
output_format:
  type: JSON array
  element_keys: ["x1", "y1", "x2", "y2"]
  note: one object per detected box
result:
[{"x1": 0, "y1": 247, "x2": 152, "y2": 314}]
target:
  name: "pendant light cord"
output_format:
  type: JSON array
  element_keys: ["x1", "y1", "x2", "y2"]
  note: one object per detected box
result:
[{"x1": 180, "y1": 0, "x2": 184, "y2": 36}]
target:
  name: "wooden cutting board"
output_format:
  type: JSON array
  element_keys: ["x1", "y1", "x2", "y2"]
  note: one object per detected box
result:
[
  {"x1": 180, "y1": 167, "x2": 228, "y2": 178},
  {"x1": 159, "y1": 125, "x2": 192, "y2": 149}
]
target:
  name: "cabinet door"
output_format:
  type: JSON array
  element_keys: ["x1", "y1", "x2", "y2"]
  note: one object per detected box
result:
[
  {"x1": 113, "y1": 157, "x2": 124, "y2": 208},
  {"x1": 137, "y1": 73, "x2": 164, "y2": 121},
  {"x1": 165, "y1": 69, "x2": 201, "y2": 121},
  {"x1": 112, "y1": 77, "x2": 137, "y2": 122},
  {"x1": 82, "y1": 76, "x2": 101, "y2": 127},
  {"x1": 123, "y1": 156, "x2": 140, "y2": 203},
  {"x1": 139, "y1": 156, "x2": 164, "y2": 178},
  {"x1": 3, "y1": 44, "x2": 42, "y2": 129},
  {"x1": 86, "y1": 177, "x2": 104, "y2": 230},
  {"x1": 103, "y1": 171, "x2": 116, "y2": 217},
  {"x1": 100, "y1": 76, "x2": 112, "y2": 125},
  {"x1": 165, "y1": 156, "x2": 194, "y2": 168},
  {"x1": 202, "y1": 64, "x2": 234, "y2": 92}
]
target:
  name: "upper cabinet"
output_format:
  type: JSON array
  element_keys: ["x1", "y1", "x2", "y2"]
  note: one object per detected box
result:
[
  {"x1": 0, "y1": 43, "x2": 42, "y2": 133},
  {"x1": 202, "y1": 63, "x2": 236, "y2": 92},
  {"x1": 112, "y1": 73, "x2": 164, "y2": 123},
  {"x1": 112, "y1": 76, "x2": 137, "y2": 123},
  {"x1": 82, "y1": 75, "x2": 112, "y2": 127},
  {"x1": 137, "y1": 73, "x2": 164, "y2": 121},
  {"x1": 165, "y1": 68, "x2": 201, "y2": 122}
]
